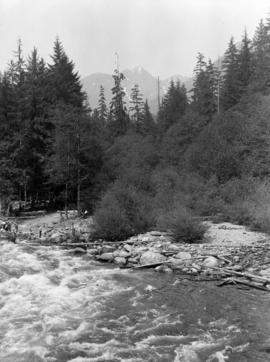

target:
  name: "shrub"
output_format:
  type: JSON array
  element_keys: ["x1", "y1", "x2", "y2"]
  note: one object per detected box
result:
[
  {"x1": 157, "y1": 206, "x2": 207, "y2": 243},
  {"x1": 92, "y1": 181, "x2": 155, "y2": 240},
  {"x1": 93, "y1": 190, "x2": 132, "y2": 241}
]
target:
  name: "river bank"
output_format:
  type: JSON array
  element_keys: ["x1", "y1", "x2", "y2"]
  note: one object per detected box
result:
[
  {"x1": 1, "y1": 213, "x2": 270, "y2": 361},
  {"x1": 5, "y1": 212, "x2": 270, "y2": 292}
]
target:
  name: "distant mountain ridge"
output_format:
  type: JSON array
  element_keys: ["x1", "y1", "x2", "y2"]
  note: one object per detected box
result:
[{"x1": 82, "y1": 66, "x2": 192, "y2": 114}]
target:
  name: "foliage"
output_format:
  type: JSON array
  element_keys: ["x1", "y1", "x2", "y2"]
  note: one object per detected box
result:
[
  {"x1": 93, "y1": 181, "x2": 155, "y2": 240},
  {"x1": 157, "y1": 206, "x2": 207, "y2": 243}
]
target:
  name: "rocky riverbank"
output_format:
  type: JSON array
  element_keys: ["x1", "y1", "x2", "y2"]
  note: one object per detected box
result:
[{"x1": 5, "y1": 212, "x2": 270, "y2": 291}]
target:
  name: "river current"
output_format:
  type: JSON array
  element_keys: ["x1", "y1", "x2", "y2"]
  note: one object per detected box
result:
[{"x1": 0, "y1": 240, "x2": 269, "y2": 362}]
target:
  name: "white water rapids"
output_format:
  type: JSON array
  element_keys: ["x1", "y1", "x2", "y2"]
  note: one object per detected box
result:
[{"x1": 0, "y1": 239, "x2": 269, "y2": 362}]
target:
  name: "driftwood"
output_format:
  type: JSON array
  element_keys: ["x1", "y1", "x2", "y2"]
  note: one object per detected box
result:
[
  {"x1": 221, "y1": 267, "x2": 270, "y2": 285},
  {"x1": 134, "y1": 261, "x2": 169, "y2": 269},
  {"x1": 218, "y1": 278, "x2": 270, "y2": 292}
]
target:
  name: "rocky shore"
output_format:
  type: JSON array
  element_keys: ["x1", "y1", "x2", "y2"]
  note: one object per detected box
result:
[{"x1": 4, "y1": 213, "x2": 270, "y2": 291}]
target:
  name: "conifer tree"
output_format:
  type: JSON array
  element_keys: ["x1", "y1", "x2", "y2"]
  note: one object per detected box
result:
[
  {"x1": 192, "y1": 53, "x2": 218, "y2": 120},
  {"x1": 220, "y1": 37, "x2": 241, "y2": 110},
  {"x1": 108, "y1": 68, "x2": 129, "y2": 138},
  {"x1": 48, "y1": 38, "x2": 85, "y2": 107},
  {"x1": 141, "y1": 100, "x2": 156, "y2": 135},
  {"x1": 252, "y1": 19, "x2": 270, "y2": 90},
  {"x1": 129, "y1": 84, "x2": 144, "y2": 132},
  {"x1": 157, "y1": 80, "x2": 187, "y2": 134},
  {"x1": 97, "y1": 85, "x2": 107, "y2": 123},
  {"x1": 238, "y1": 30, "x2": 252, "y2": 92}
]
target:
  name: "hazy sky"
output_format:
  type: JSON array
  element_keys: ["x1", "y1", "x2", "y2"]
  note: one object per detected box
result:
[{"x1": 0, "y1": 0, "x2": 269, "y2": 79}]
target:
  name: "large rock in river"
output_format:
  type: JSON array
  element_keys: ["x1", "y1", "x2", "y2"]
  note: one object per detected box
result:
[
  {"x1": 140, "y1": 251, "x2": 167, "y2": 265},
  {"x1": 203, "y1": 256, "x2": 219, "y2": 268},
  {"x1": 99, "y1": 252, "x2": 114, "y2": 261},
  {"x1": 175, "y1": 251, "x2": 192, "y2": 260}
]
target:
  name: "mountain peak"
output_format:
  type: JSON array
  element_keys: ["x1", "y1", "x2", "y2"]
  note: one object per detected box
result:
[
  {"x1": 82, "y1": 66, "x2": 192, "y2": 114},
  {"x1": 132, "y1": 65, "x2": 143, "y2": 73}
]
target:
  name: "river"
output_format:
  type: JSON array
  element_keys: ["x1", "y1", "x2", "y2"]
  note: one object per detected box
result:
[{"x1": 0, "y1": 240, "x2": 269, "y2": 362}]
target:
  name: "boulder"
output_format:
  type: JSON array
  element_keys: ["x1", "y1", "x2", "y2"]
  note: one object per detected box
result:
[
  {"x1": 87, "y1": 249, "x2": 97, "y2": 256},
  {"x1": 155, "y1": 264, "x2": 173, "y2": 273},
  {"x1": 140, "y1": 251, "x2": 167, "y2": 265},
  {"x1": 118, "y1": 250, "x2": 130, "y2": 258},
  {"x1": 203, "y1": 256, "x2": 219, "y2": 268},
  {"x1": 150, "y1": 231, "x2": 162, "y2": 237},
  {"x1": 128, "y1": 256, "x2": 140, "y2": 263},
  {"x1": 175, "y1": 251, "x2": 192, "y2": 260},
  {"x1": 124, "y1": 244, "x2": 133, "y2": 252},
  {"x1": 167, "y1": 244, "x2": 180, "y2": 252},
  {"x1": 72, "y1": 247, "x2": 87, "y2": 254},
  {"x1": 141, "y1": 236, "x2": 152, "y2": 242},
  {"x1": 50, "y1": 232, "x2": 62, "y2": 240},
  {"x1": 169, "y1": 257, "x2": 188, "y2": 269},
  {"x1": 114, "y1": 256, "x2": 127, "y2": 266},
  {"x1": 260, "y1": 267, "x2": 270, "y2": 277},
  {"x1": 101, "y1": 245, "x2": 116, "y2": 253},
  {"x1": 126, "y1": 237, "x2": 137, "y2": 244},
  {"x1": 99, "y1": 252, "x2": 114, "y2": 261}
]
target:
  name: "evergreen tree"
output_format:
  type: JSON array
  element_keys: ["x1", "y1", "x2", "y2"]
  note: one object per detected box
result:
[
  {"x1": 129, "y1": 84, "x2": 144, "y2": 129},
  {"x1": 157, "y1": 80, "x2": 187, "y2": 134},
  {"x1": 140, "y1": 100, "x2": 156, "y2": 135},
  {"x1": 221, "y1": 37, "x2": 241, "y2": 110},
  {"x1": 108, "y1": 68, "x2": 129, "y2": 138},
  {"x1": 238, "y1": 30, "x2": 252, "y2": 92},
  {"x1": 48, "y1": 38, "x2": 85, "y2": 107},
  {"x1": 0, "y1": 74, "x2": 17, "y2": 212},
  {"x1": 97, "y1": 85, "x2": 107, "y2": 123},
  {"x1": 192, "y1": 53, "x2": 218, "y2": 120},
  {"x1": 252, "y1": 19, "x2": 270, "y2": 90}
]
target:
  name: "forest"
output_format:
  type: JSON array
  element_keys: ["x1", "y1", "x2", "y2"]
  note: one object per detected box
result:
[{"x1": 2, "y1": 17, "x2": 270, "y2": 241}]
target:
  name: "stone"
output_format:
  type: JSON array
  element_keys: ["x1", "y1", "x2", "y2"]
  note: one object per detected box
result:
[
  {"x1": 203, "y1": 256, "x2": 219, "y2": 268},
  {"x1": 126, "y1": 237, "x2": 137, "y2": 244},
  {"x1": 140, "y1": 251, "x2": 167, "y2": 265},
  {"x1": 72, "y1": 247, "x2": 87, "y2": 254},
  {"x1": 124, "y1": 244, "x2": 133, "y2": 252},
  {"x1": 101, "y1": 245, "x2": 116, "y2": 253},
  {"x1": 87, "y1": 249, "x2": 97, "y2": 256},
  {"x1": 175, "y1": 251, "x2": 192, "y2": 260},
  {"x1": 51, "y1": 232, "x2": 61, "y2": 240},
  {"x1": 99, "y1": 252, "x2": 114, "y2": 261},
  {"x1": 167, "y1": 244, "x2": 180, "y2": 252},
  {"x1": 114, "y1": 256, "x2": 126, "y2": 266},
  {"x1": 119, "y1": 250, "x2": 130, "y2": 257},
  {"x1": 150, "y1": 231, "x2": 162, "y2": 237},
  {"x1": 141, "y1": 236, "x2": 152, "y2": 242},
  {"x1": 169, "y1": 258, "x2": 186, "y2": 269},
  {"x1": 155, "y1": 265, "x2": 173, "y2": 273},
  {"x1": 260, "y1": 267, "x2": 270, "y2": 277},
  {"x1": 128, "y1": 257, "x2": 140, "y2": 263}
]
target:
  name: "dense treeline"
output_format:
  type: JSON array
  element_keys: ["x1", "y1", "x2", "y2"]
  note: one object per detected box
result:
[{"x1": 2, "y1": 16, "x2": 270, "y2": 240}]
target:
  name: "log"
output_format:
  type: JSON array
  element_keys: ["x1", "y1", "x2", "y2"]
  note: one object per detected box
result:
[
  {"x1": 220, "y1": 277, "x2": 270, "y2": 292},
  {"x1": 222, "y1": 268, "x2": 270, "y2": 284},
  {"x1": 134, "y1": 261, "x2": 169, "y2": 269}
]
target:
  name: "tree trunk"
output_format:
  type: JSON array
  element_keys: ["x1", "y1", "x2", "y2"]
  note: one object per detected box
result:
[
  {"x1": 77, "y1": 179, "x2": 80, "y2": 217},
  {"x1": 65, "y1": 182, "x2": 68, "y2": 219}
]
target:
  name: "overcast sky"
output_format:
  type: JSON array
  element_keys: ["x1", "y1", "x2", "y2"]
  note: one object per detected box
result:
[{"x1": 0, "y1": 0, "x2": 269, "y2": 79}]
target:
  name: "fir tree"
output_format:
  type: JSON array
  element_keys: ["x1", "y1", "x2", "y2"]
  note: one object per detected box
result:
[
  {"x1": 252, "y1": 19, "x2": 270, "y2": 90},
  {"x1": 97, "y1": 85, "x2": 107, "y2": 123},
  {"x1": 129, "y1": 84, "x2": 144, "y2": 131},
  {"x1": 221, "y1": 37, "x2": 241, "y2": 110},
  {"x1": 238, "y1": 30, "x2": 252, "y2": 92},
  {"x1": 141, "y1": 100, "x2": 156, "y2": 135},
  {"x1": 157, "y1": 80, "x2": 187, "y2": 134},
  {"x1": 108, "y1": 68, "x2": 129, "y2": 138},
  {"x1": 192, "y1": 53, "x2": 218, "y2": 120},
  {"x1": 48, "y1": 38, "x2": 85, "y2": 107}
]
